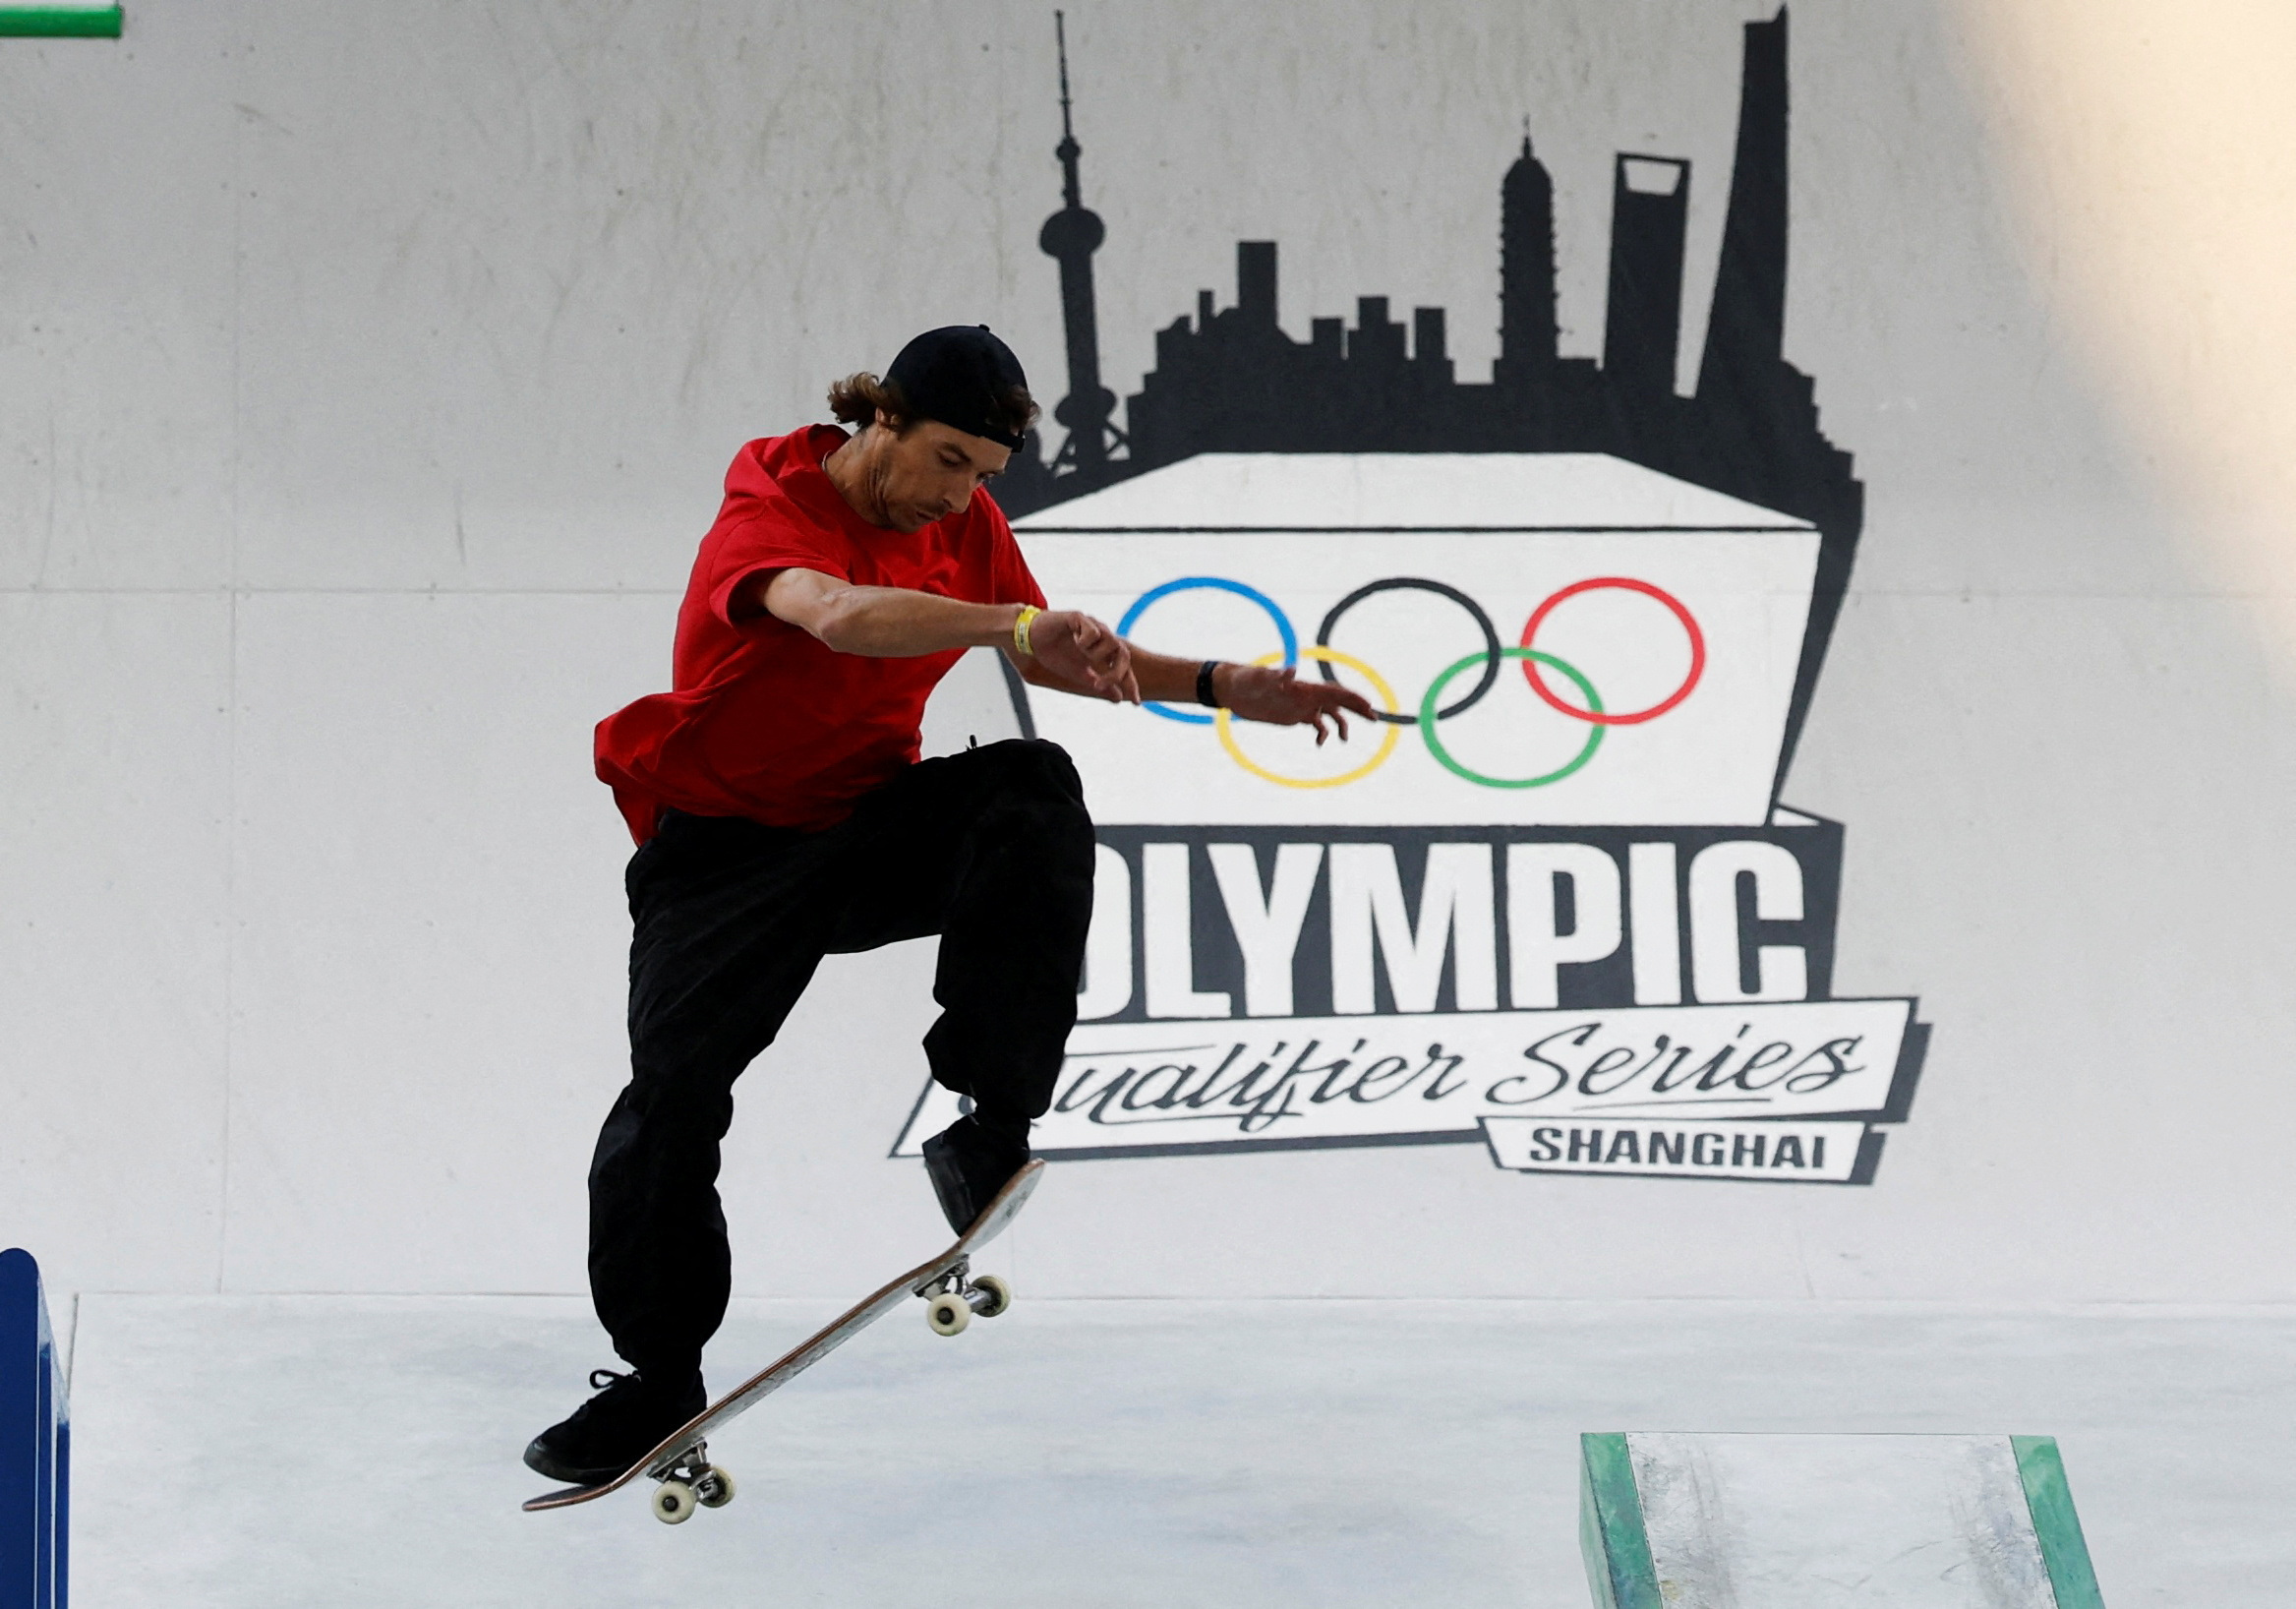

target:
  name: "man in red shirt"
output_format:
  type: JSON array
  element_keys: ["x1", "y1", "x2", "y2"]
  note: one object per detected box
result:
[{"x1": 525, "y1": 328, "x2": 1371, "y2": 1484}]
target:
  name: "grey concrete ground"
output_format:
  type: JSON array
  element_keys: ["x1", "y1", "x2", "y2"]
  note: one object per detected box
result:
[{"x1": 67, "y1": 1292, "x2": 2293, "y2": 1607}]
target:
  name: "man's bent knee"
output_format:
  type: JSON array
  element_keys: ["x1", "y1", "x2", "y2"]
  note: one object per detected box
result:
[
  {"x1": 975, "y1": 740, "x2": 1092, "y2": 837},
  {"x1": 974, "y1": 737, "x2": 1086, "y2": 802}
]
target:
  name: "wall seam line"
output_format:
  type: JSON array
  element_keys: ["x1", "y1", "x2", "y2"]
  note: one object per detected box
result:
[{"x1": 216, "y1": 8, "x2": 246, "y2": 1299}]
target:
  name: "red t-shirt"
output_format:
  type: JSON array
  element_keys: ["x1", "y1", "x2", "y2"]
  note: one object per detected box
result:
[{"x1": 595, "y1": 425, "x2": 1046, "y2": 842}]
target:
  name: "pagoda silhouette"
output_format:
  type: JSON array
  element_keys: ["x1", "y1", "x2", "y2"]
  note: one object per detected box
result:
[{"x1": 995, "y1": 7, "x2": 1861, "y2": 799}]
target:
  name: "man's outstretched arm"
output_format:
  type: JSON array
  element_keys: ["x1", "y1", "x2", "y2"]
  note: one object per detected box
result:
[
  {"x1": 1016, "y1": 641, "x2": 1376, "y2": 745},
  {"x1": 753, "y1": 566, "x2": 1373, "y2": 740},
  {"x1": 753, "y1": 566, "x2": 1139, "y2": 702}
]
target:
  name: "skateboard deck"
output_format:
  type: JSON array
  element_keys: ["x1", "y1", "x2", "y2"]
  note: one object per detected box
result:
[{"x1": 523, "y1": 1159, "x2": 1045, "y2": 1521}]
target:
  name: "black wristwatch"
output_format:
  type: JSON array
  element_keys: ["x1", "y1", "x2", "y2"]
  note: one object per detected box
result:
[{"x1": 1196, "y1": 660, "x2": 1223, "y2": 709}]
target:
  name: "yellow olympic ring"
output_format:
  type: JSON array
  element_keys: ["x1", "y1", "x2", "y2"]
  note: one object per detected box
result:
[{"x1": 1213, "y1": 647, "x2": 1402, "y2": 789}]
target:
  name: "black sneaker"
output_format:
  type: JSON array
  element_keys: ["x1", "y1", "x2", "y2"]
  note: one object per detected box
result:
[
  {"x1": 922, "y1": 1115, "x2": 1030, "y2": 1235},
  {"x1": 522, "y1": 1367, "x2": 706, "y2": 1485}
]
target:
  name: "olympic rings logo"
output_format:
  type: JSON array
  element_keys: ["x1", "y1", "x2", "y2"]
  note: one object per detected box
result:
[{"x1": 1113, "y1": 574, "x2": 1706, "y2": 790}]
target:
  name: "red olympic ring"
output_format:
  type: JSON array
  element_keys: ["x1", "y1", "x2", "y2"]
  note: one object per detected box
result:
[{"x1": 1518, "y1": 577, "x2": 1705, "y2": 727}]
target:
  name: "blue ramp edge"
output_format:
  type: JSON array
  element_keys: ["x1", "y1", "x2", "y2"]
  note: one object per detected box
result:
[
  {"x1": 1578, "y1": 1433, "x2": 1661, "y2": 1609},
  {"x1": 2, "y1": 1248, "x2": 68, "y2": 1609}
]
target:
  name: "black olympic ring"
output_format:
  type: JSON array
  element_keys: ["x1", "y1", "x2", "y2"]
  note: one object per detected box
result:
[{"x1": 1314, "y1": 577, "x2": 1503, "y2": 726}]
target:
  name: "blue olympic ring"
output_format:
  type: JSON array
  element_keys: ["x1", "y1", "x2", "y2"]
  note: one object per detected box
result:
[{"x1": 1116, "y1": 576, "x2": 1298, "y2": 725}]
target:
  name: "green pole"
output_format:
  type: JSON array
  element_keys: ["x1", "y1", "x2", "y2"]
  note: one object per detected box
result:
[{"x1": 0, "y1": 7, "x2": 123, "y2": 37}]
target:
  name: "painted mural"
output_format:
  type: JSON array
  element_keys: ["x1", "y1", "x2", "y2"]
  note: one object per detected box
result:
[{"x1": 898, "y1": 8, "x2": 1928, "y2": 1185}]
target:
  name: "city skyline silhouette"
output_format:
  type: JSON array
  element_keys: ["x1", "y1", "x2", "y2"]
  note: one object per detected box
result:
[{"x1": 997, "y1": 7, "x2": 1860, "y2": 804}]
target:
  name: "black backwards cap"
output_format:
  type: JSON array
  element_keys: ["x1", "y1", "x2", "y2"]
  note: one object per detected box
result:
[{"x1": 883, "y1": 326, "x2": 1031, "y2": 451}]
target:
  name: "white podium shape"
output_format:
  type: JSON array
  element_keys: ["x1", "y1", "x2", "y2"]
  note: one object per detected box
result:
[
  {"x1": 1579, "y1": 1432, "x2": 2104, "y2": 1609},
  {"x1": 1011, "y1": 452, "x2": 1820, "y2": 828}
]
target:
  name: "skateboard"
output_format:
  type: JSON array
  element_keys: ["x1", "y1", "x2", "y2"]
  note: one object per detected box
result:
[{"x1": 522, "y1": 1159, "x2": 1045, "y2": 1523}]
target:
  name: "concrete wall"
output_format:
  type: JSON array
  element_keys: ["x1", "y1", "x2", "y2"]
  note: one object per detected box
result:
[{"x1": 3, "y1": 0, "x2": 2291, "y2": 1303}]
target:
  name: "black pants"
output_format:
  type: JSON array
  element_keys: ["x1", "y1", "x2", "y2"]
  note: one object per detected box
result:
[{"x1": 586, "y1": 738, "x2": 1095, "y2": 1379}]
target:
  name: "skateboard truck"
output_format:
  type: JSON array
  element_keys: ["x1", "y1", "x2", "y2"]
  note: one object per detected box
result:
[
  {"x1": 916, "y1": 1255, "x2": 1014, "y2": 1337},
  {"x1": 646, "y1": 1443, "x2": 736, "y2": 1525}
]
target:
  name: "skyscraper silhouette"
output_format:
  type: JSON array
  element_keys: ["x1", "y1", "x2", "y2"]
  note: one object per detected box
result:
[
  {"x1": 1495, "y1": 133, "x2": 1560, "y2": 389},
  {"x1": 1700, "y1": 9, "x2": 1790, "y2": 401},
  {"x1": 1602, "y1": 154, "x2": 1692, "y2": 401},
  {"x1": 1679, "y1": 7, "x2": 1857, "y2": 793},
  {"x1": 1036, "y1": 12, "x2": 1121, "y2": 478}
]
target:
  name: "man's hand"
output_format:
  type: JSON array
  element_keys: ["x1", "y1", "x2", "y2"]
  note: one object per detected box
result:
[
  {"x1": 1217, "y1": 664, "x2": 1378, "y2": 744},
  {"x1": 1028, "y1": 610, "x2": 1140, "y2": 703}
]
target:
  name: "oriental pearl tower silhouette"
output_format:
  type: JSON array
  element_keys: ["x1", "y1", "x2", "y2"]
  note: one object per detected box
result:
[{"x1": 1036, "y1": 12, "x2": 1124, "y2": 477}]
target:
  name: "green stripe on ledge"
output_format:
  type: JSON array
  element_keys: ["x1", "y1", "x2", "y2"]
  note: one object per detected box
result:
[
  {"x1": 1578, "y1": 1433, "x2": 1664, "y2": 1609},
  {"x1": 2012, "y1": 1436, "x2": 2106, "y2": 1609},
  {"x1": 0, "y1": 6, "x2": 123, "y2": 36}
]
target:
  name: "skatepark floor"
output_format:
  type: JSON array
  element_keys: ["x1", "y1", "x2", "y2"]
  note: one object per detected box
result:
[{"x1": 67, "y1": 1290, "x2": 2294, "y2": 1607}]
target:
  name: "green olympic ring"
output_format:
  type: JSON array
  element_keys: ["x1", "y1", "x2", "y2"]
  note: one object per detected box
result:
[{"x1": 1418, "y1": 648, "x2": 1606, "y2": 789}]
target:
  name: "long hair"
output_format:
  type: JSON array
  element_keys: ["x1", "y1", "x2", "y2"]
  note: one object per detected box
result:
[
  {"x1": 826, "y1": 371, "x2": 910, "y2": 429},
  {"x1": 825, "y1": 372, "x2": 1039, "y2": 440}
]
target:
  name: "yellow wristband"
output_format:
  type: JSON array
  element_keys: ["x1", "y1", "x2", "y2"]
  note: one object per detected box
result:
[{"x1": 1013, "y1": 604, "x2": 1043, "y2": 657}]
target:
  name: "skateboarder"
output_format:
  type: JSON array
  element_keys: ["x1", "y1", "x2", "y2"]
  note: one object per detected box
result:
[{"x1": 524, "y1": 326, "x2": 1373, "y2": 1485}]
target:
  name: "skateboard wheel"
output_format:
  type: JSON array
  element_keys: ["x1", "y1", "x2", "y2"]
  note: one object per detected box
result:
[
  {"x1": 653, "y1": 1479, "x2": 698, "y2": 1524},
  {"x1": 697, "y1": 1465, "x2": 736, "y2": 1509},
  {"x1": 926, "y1": 1292, "x2": 971, "y2": 1336},
  {"x1": 971, "y1": 1274, "x2": 1012, "y2": 1319}
]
